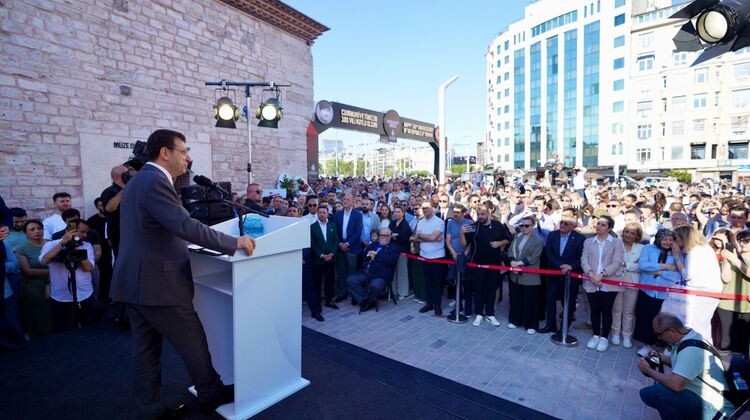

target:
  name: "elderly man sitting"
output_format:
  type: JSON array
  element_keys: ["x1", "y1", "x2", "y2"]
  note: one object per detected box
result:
[{"x1": 347, "y1": 228, "x2": 400, "y2": 313}]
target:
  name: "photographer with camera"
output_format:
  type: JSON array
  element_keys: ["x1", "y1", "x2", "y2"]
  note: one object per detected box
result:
[
  {"x1": 39, "y1": 219, "x2": 95, "y2": 332},
  {"x1": 638, "y1": 312, "x2": 735, "y2": 420}
]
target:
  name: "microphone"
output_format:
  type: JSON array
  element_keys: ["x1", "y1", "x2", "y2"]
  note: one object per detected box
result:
[{"x1": 193, "y1": 175, "x2": 230, "y2": 196}]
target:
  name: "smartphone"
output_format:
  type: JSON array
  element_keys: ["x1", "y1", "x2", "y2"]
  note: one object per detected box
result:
[{"x1": 66, "y1": 221, "x2": 77, "y2": 232}]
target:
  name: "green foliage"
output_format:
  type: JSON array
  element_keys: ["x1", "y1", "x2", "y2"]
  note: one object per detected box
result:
[
  {"x1": 666, "y1": 169, "x2": 692, "y2": 184},
  {"x1": 449, "y1": 164, "x2": 471, "y2": 175}
]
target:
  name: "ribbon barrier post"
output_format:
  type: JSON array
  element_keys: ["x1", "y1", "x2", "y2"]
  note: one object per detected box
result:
[
  {"x1": 447, "y1": 263, "x2": 468, "y2": 324},
  {"x1": 551, "y1": 272, "x2": 578, "y2": 347}
]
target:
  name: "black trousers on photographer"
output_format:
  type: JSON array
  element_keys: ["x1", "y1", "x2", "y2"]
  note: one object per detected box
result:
[{"x1": 49, "y1": 296, "x2": 95, "y2": 332}]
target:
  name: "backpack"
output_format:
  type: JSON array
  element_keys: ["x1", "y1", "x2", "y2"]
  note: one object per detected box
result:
[{"x1": 676, "y1": 339, "x2": 750, "y2": 408}]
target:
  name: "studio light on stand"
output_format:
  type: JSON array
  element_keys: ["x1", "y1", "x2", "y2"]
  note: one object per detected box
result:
[
  {"x1": 256, "y1": 88, "x2": 283, "y2": 128},
  {"x1": 670, "y1": 0, "x2": 750, "y2": 66},
  {"x1": 214, "y1": 94, "x2": 239, "y2": 129}
]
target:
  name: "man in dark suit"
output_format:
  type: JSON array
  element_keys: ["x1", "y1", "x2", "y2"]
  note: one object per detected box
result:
[
  {"x1": 310, "y1": 206, "x2": 338, "y2": 320},
  {"x1": 333, "y1": 193, "x2": 363, "y2": 303},
  {"x1": 347, "y1": 227, "x2": 400, "y2": 312},
  {"x1": 110, "y1": 129, "x2": 256, "y2": 419},
  {"x1": 539, "y1": 213, "x2": 586, "y2": 333}
]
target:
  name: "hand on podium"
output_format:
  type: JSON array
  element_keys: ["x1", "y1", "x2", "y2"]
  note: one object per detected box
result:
[{"x1": 237, "y1": 236, "x2": 256, "y2": 256}]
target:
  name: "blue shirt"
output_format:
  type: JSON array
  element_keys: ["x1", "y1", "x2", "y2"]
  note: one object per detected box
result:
[{"x1": 446, "y1": 218, "x2": 473, "y2": 254}]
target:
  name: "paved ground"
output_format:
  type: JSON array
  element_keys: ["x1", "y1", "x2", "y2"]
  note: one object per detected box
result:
[{"x1": 302, "y1": 286, "x2": 660, "y2": 420}]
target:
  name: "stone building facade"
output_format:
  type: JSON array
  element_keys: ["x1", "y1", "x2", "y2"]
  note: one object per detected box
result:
[{"x1": 0, "y1": 0, "x2": 327, "y2": 218}]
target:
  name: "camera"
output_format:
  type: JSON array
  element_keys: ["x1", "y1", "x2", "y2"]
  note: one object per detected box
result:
[
  {"x1": 54, "y1": 235, "x2": 85, "y2": 264},
  {"x1": 642, "y1": 354, "x2": 664, "y2": 373},
  {"x1": 122, "y1": 140, "x2": 148, "y2": 184}
]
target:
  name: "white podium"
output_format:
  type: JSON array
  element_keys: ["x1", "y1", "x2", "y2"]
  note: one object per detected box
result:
[{"x1": 187, "y1": 215, "x2": 310, "y2": 419}]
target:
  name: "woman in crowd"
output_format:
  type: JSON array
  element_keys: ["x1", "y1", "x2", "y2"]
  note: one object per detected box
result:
[
  {"x1": 389, "y1": 206, "x2": 412, "y2": 300},
  {"x1": 580, "y1": 215, "x2": 625, "y2": 352},
  {"x1": 610, "y1": 222, "x2": 643, "y2": 349},
  {"x1": 663, "y1": 225, "x2": 722, "y2": 339},
  {"x1": 718, "y1": 230, "x2": 750, "y2": 355},
  {"x1": 332, "y1": 201, "x2": 343, "y2": 213},
  {"x1": 14, "y1": 219, "x2": 51, "y2": 338},
  {"x1": 378, "y1": 204, "x2": 392, "y2": 230},
  {"x1": 506, "y1": 215, "x2": 544, "y2": 334}
]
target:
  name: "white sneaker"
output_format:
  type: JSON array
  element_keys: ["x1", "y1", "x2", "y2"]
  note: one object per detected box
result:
[
  {"x1": 610, "y1": 335, "x2": 621, "y2": 346},
  {"x1": 587, "y1": 335, "x2": 600, "y2": 349},
  {"x1": 623, "y1": 337, "x2": 633, "y2": 349},
  {"x1": 448, "y1": 300, "x2": 456, "y2": 307},
  {"x1": 596, "y1": 337, "x2": 609, "y2": 352},
  {"x1": 507, "y1": 322, "x2": 518, "y2": 329},
  {"x1": 472, "y1": 315, "x2": 483, "y2": 327},
  {"x1": 486, "y1": 316, "x2": 501, "y2": 326},
  {"x1": 637, "y1": 345, "x2": 651, "y2": 357},
  {"x1": 527, "y1": 328, "x2": 536, "y2": 335}
]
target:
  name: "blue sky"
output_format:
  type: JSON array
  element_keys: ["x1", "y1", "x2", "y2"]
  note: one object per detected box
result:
[{"x1": 283, "y1": 0, "x2": 530, "y2": 154}]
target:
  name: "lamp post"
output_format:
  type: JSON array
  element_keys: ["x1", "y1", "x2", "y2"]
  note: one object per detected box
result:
[
  {"x1": 438, "y1": 75, "x2": 459, "y2": 183},
  {"x1": 206, "y1": 80, "x2": 289, "y2": 185}
]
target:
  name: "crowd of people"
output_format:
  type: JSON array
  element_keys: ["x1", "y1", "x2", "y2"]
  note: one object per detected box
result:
[{"x1": 2, "y1": 162, "x2": 749, "y2": 418}]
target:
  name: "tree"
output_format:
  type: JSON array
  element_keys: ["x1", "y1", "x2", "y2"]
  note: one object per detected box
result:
[{"x1": 666, "y1": 169, "x2": 691, "y2": 184}]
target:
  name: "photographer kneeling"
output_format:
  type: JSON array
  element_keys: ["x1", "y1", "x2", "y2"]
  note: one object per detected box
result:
[
  {"x1": 638, "y1": 312, "x2": 735, "y2": 420},
  {"x1": 39, "y1": 220, "x2": 95, "y2": 332}
]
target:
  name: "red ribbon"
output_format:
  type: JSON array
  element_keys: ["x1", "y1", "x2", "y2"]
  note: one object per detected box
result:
[{"x1": 399, "y1": 252, "x2": 750, "y2": 301}]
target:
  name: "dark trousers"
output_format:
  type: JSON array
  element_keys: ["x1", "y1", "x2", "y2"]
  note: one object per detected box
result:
[
  {"x1": 335, "y1": 252, "x2": 358, "y2": 298},
  {"x1": 49, "y1": 296, "x2": 95, "y2": 333},
  {"x1": 421, "y1": 259, "x2": 446, "y2": 307},
  {"x1": 509, "y1": 281, "x2": 539, "y2": 330},
  {"x1": 587, "y1": 291, "x2": 618, "y2": 337},
  {"x1": 302, "y1": 251, "x2": 320, "y2": 316},
  {"x1": 1, "y1": 292, "x2": 24, "y2": 345},
  {"x1": 347, "y1": 272, "x2": 388, "y2": 304},
  {"x1": 471, "y1": 267, "x2": 498, "y2": 316},
  {"x1": 633, "y1": 291, "x2": 664, "y2": 345},
  {"x1": 312, "y1": 262, "x2": 336, "y2": 304},
  {"x1": 128, "y1": 303, "x2": 223, "y2": 420},
  {"x1": 717, "y1": 307, "x2": 750, "y2": 356},
  {"x1": 450, "y1": 255, "x2": 472, "y2": 315},
  {"x1": 545, "y1": 275, "x2": 581, "y2": 330}
]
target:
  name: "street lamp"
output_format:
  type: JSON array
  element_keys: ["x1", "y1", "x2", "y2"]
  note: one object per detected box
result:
[
  {"x1": 438, "y1": 75, "x2": 459, "y2": 183},
  {"x1": 206, "y1": 80, "x2": 290, "y2": 184}
]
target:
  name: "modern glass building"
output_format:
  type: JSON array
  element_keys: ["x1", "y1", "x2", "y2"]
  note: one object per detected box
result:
[{"x1": 486, "y1": 0, "x2": 671, "y2": 170}]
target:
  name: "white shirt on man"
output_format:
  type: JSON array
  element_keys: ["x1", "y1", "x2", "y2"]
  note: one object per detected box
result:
[{"x1": 39, "y1": 239, "x2": 95, "y2": 303}]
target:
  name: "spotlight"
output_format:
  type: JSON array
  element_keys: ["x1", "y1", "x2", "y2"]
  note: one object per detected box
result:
[
  {"x1": 671, "y1": 0, "x2": 750, "y2": 66},
  {"x1": 214, "y1": 96, "x2": 239, "y2": 129},
  {"x1": 256, "y1": 97, "x2": 282, "y2": 128}
]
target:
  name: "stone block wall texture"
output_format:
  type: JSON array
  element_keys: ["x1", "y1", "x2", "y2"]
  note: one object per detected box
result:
[{"x1": 0, "y1": 0, "x2": 314, "y2": 217}]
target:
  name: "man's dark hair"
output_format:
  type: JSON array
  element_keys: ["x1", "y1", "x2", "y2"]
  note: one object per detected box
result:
[
  {"x1": 94, "y1": 197, "x2": 103, "y2": 207},
  {"x1": 730, "y1": 205, "x2": 749, "y2": 217},
  {"x1": 10, "y1": 207, "x2": 26, "y2": 217},
  {"x1": 625, "y1": 194, "x2": 637, "y2": 202},
  {"x1": 52, "y1": 192, "x2": 71, "y2": 201},
  {"x1": 146, "y1": 129, "x2": 186, "y2": 161},
  {"x1": 61, "y1": 208, "x2": 81, "y2": 221}
]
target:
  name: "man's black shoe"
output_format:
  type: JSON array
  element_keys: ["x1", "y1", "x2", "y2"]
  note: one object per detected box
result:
[
  {"x1": 538, "y1": 326, "x2": 557, "y2": 334},
  {"x1": 199, "y1": 385, "x2": 234, "y2": 413},
  {"x1": 156, "y1": 403, "x2": 187, "y2": 419},
  {"x1": 312, "y1": 313, "x2": 325, "y2": 322},
  {"x1": 334, "y1": 295, "x2": 347, "y2": 303},
  {"x1": 418, "y1": 304, "x2": 434, "y2": 313},
  {"x1": 360, "y1": 300, "x2": 377, "y2": 313},
  {"x1": 324, "y1": 301, "x2": 339, "y2": 310},
  {"x1": 434, "y1": 306, "x2": 443, "y2": 316},
  {"x1": 351, "y1": 298, "x2": 358, "y2": 306}
]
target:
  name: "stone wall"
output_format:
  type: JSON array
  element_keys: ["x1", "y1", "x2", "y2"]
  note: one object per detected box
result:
[{"x1": 0, "y1": 0, "x2": 314, "y2": 218}]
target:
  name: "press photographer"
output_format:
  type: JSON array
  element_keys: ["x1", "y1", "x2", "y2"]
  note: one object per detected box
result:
[{"x1": 39, "y1": 220, "x2": 95, "y2": 332}]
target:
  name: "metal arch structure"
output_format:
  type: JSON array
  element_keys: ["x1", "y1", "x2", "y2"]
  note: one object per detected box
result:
[{"x1": 305, "y1": 100, "x2": 438, "y2": 182}]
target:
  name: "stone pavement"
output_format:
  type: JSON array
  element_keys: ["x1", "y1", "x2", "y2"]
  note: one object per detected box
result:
[{"x1": 302, "y1": 287, "x2": 661, "y2": 420}]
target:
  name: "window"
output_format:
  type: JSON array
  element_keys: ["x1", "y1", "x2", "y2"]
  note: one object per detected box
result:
[
  {"x1": 661, "y1": 122, "x2": 666, "y2": 137},
  {"x1": 505, "y1": 55, "x2": 509, "y2": 64},
  {"x1": 637, "y1": 124, "x2": 652, "y2": 139},
  {"x1": 693, "y1": 93, "x2": 707, "y2": 108},
  {"x1": 613, "y1": 101, "x2": 624, "y2": 112},
  {"x1": 735, "y1": 62, "x2": 750, "y2": 78},
  {"x1": 732, "y1": 88, "x2": 750, "y2": 108},
  {"x1": 504, "y1": 105, "x2": 510, "y2": 113},
  {"x1": 729, "y1": 142, "x2": 749, "y2": 159},
  {"x1": 504, "y1": 88, "x2": 510, "y2": 97},
  {"x1": 671, "y1": 146, "x2": 684, "y2": 160},
  {"x1": 693, "y1": 119, "x2": 705, "y2": 132},
  {"x1": 505, "y1": 138, "x2": 510, "y2": 146},
  {"x1": 673, "y1": 51, "x2": 688, "y2": 65},
  {"x1": 614, "y1": 14, "x2": 625, "y2": 26},
  {"x1": 504, "y1": 121, "x2": 510, "y2": 129},
  {"x1": 638, "y1": 32, "x2": 654, "y2": 49},
  {"x1": 496, "y1": 75, "x2": 502, "y2": 84},
  {"x1": 614, "y1": 36, "x2": 625, "y2": 48},
  {"x1": 637, "y1": 55, "x2": 654, "y2": 71},
  {"x1": 613, "y1": 79, "x2": 624, "y2": 91},
  {"x1": 672, "y1": 120, "x2": 685, "y2": 135},
  {"x1": 613, "y1": 58, "x2": 625, "y2": 69},
  {"x1": 695, "y1": 68, "x2": 708, "y2": 84},
  {"x1": 636, "y1": 148, "x2": 651, "y2": 163},
  {"x1": 612, "y1": 122, "x2": 623, "y2": 134},
  {"x1": 691, "y1": 144, "x2": 706, "y2": 159},
  {"x1": 504, "y1": 72, "x2": 510, "y2": 81},
  {"x1": 637, "y1": 101, "x2": 653, "y2": 118},
  {"x1": 615, "y1": 0, "x2": 625, "y2": 7},
  {"x1": 672, "y1": 95, "x2": 686, "y2": 111}
]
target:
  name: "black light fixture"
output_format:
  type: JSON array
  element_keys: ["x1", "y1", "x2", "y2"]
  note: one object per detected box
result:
[
  {"x1": 213, "y1": 93, "x2": 239, "y2": 129},
  {"x1": 671, "y1": 0, "x2": 750, "y2": 66},
  {"x1": 256, "y1": 88, "x2": 283, "y2": 128}
]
